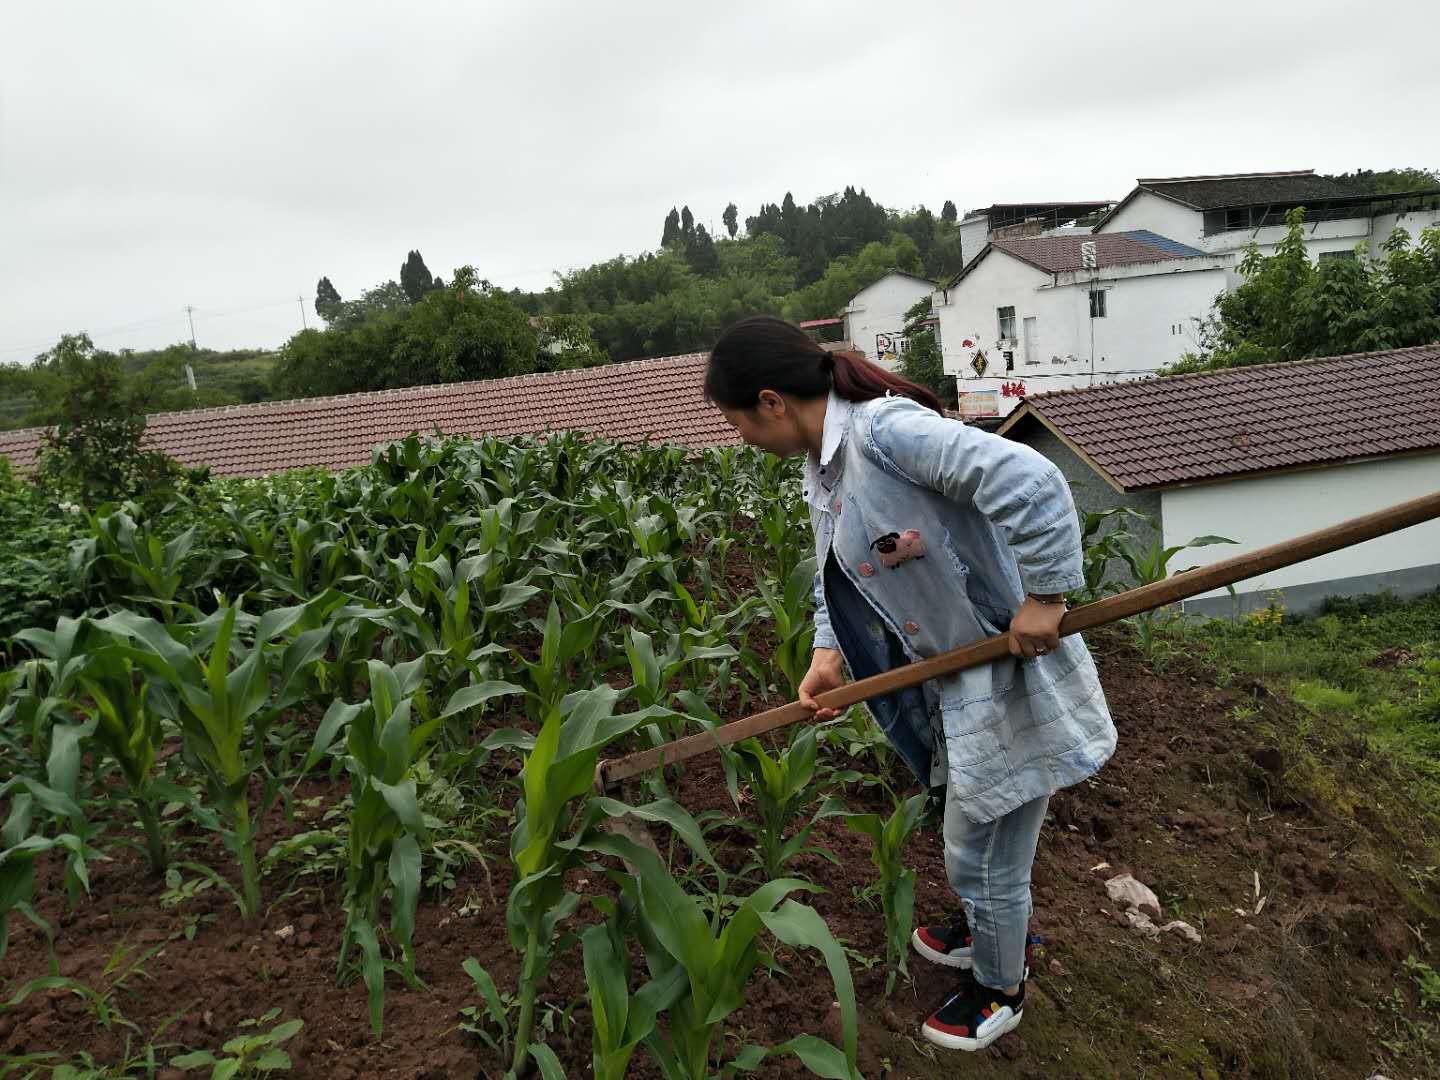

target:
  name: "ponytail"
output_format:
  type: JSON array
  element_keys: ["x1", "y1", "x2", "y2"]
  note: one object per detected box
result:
[{"x1": 705, "y1": 315, "x2": 943, "y2": 415}]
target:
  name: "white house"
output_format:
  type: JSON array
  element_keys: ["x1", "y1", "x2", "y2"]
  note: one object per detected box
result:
[
  {"x1": 996, "y1": 343, "x2": 1440, "y2": 617},
  {"x1": 932, "y1": 231, "x2": 1232, "y2": 419},
  {"x1": 957, "y1": 201, "x2": 1116, "y2": 268},
  {"x1": 1094, "y1": 170, "x2": 1440, "y2": 270},
  {"x1": 842, "y1": 271, "x2": 937, "y2": 369}
]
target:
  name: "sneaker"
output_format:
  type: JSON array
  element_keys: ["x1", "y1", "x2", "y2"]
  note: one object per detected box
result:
[
  {"x1": 921, "y1": 970, "x2": 1025, "y2": 1052},
  {"x1": 912, "y1": 920, "x2": 1043, "y2": 973},
  {"x1": 911, "y1": 917, "x2": 974, "y2": 969}
]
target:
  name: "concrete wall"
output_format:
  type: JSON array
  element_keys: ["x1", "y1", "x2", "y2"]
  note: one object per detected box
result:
[
  {"x1": 1161, "y1": 453, "x2": 1440, "y2": 616},
  {"x1": 959, "y1": 216, "x2": 990, "y2": 267},
  {"x1": 845, "y1": 273, "x2": 936, "y2": 369},
  {"x1": 1096, "y1": 191, "x2": 1202, "y2": 244},
  {"x1": 1008, "y1": 423, "x2": 1162, "y2": 591},
  {"x1": 1371, "y1": 208, "x2": 1440, "y2": 256},
  {"x1": 935, "y1": 249, "x2": 1229, "y2": 417}
]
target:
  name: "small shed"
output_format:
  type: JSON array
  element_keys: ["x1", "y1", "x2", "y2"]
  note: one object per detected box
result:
[{"x1": 997, "y1": 344, "x2": 1440, "y2": 617}]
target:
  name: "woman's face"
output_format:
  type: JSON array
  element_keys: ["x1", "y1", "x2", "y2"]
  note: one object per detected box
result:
[{"x1": 718, "y1": 391, "x2": 805, "y2": 457}]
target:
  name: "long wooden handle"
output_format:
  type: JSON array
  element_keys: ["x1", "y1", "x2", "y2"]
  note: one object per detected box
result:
[{"x1": 597, "y1": 489, "x2": 1440, "y2": 788}]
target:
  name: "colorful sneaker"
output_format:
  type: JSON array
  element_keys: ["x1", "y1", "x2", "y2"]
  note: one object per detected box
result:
[
  {"x1": 911, "y1": 917, "x2": 974, "y2": 969},
  {"x1": 921, "y1": 970, "x2": 1025, "y2": 1052},
  {"x1": 912, "y1": 919, "x2": 1044, "y2": 973}
]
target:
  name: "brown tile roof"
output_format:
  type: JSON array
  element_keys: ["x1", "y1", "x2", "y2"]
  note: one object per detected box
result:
[
  {"x1": 0, "y1": 352, "x2": 741, "y2": 478},
  {"x1": 1131, "y1": 170, "x2": 1371, "y2": 211},
  {"x1": 996, "y1": 344, "x2": 1440, "y2": 491},
  {"x1": 992, "y1": 231, "x2": 1206, "y2": 274}
]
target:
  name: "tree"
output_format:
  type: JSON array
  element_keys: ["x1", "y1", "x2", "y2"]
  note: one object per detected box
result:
[
  {"x1": 1329, "y1": 167, "x2": 1440, "y2": 195},
  {"x1": 941, "y1": 200, "x2": 958, "y2": 224},
  {"x1": 389, "y1": 267, "x2": 539, "y2": 386},
  {"x1": 898, "y1": 298, "x2": 955, "y2": 408},
  {"x1": 662, "y1": 207, "x2": 681, "y2": 248},
  {"x1": 400, "y1": 250, "x2": 439, "y2": 303},
  {"x1": 722, "y1": 202, "x2": 739, "y2": 239},
  {"x1": 687, "y1": 224, "x2": 721, "y2": 277},
  {"x1": 680, "y1": 205, "x2": 695, "y2": 241},
  {"x1": 315, "y1": 277, "x2": 343, "y2": 322},
  {"x1": 1165, "y1": 208, "x2": 1440, "y2": 375}
]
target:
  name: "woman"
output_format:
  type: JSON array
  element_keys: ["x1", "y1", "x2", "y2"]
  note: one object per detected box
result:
[{"x1": 705, "y1": 316, "x2": 1116, "y2": 1053}]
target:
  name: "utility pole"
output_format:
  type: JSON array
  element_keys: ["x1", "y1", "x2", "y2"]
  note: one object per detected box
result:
[
  {"x1": 1081, "y1": 242, "x2": 1097, "y2": 387},
  {"x1": 297, "y1": 294, "x2": 308, "y2": 331},
  {"x1": 184, "y1": 305, "x2": 198, "y2": 349}
]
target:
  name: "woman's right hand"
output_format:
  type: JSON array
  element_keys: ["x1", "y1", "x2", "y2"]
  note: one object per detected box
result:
[{"x1": 798, "y1": 648, "x2": 846, "y2": 721}]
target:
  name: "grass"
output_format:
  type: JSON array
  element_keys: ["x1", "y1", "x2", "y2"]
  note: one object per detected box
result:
[{"x1": 1182, "y1": 588, "x2": 1440, "y2": 815}]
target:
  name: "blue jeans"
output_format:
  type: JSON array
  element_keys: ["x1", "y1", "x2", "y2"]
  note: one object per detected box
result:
[{"x1": 944, "y1": 788, "x2": 1049, "y2": 989}]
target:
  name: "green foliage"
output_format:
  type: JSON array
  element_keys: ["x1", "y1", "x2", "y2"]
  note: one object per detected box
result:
[
  {"x1": 1165, "y1": 207, "x2": 1440, "y2": 374},
  {"x1": 1329, "y1": 167, "x2": 1440, "y2": 195},
  {"x1": 783, "y1": 235, "x2": 924, "y2": 322},
  {"x1": 837, "y1": 791, "x2": 928, "y2": 995},
  {"x1": 0, "y1": 463, "x2": 86, "y2": 641},
  {"x1": 169, "y1": 1008, "x2": 303, "y2": 1078},
  {"x1": 897, "y1": 297, "x2": 955, "y2": 408},
  {"x1": 399, "y1": 249, "x2": 439, "y2": 304},
  {"x1": 315, "y1": 276, "x2": 343, "y2": 322},
  {"x1": 722, "y1": 725, "x2": 836, "y2": 881}
]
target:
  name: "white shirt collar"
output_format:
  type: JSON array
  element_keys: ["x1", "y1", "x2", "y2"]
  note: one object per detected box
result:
[{"x1": 803, "y1": 390, "x2": 852, "y2": 513}]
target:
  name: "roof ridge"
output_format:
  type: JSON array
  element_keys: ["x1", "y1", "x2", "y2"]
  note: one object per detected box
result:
[
  {"x1": 136, "y1": 351, "x2": 709, "y2": 424},
  {"x1": 1025, "y1": 341, "x2": 1440, "y2": 403},
  {"x1": 1137, "y1": 170, "x2": 1315, "y2": 184}
]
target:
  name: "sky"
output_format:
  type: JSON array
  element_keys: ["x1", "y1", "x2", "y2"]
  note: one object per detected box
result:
[{"x1": 2, "y1": 0, "x2": 1437, "y2": 364}]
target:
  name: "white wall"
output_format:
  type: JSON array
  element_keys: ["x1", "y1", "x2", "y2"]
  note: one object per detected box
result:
[
  {"x1": 1161, "y1": 454, "x2": 1440, "y2": 603},
  {"x1": 934, "y1": 251, "x2": 1229, "y2": 417},
  {"x1": 845, "y1": 273, "x2": 936, "y2": 369},
  {"x1": 1096, "y1": 192, "x2": 1202, "y2": 244},
  {"x1": 959, "y1": 216, "x2": 990, "y2": 267},
  {"x1": 1371, "y1": 209, "x2": 1440, "y2": 257}
]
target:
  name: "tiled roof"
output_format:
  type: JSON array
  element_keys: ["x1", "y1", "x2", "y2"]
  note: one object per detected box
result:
[
  {"x1": 967, "y1": 230, "x2": 1206, "y2": 281},
  {"x1": 1133, "y1": 170, "x2": 1372, "y2": 211},
  {"x1": 996, "y1": 344, "x2": 1440, "y2": 491},
  {"x1": 0, "y1": 352, "x2": 741, "y2": 478}
]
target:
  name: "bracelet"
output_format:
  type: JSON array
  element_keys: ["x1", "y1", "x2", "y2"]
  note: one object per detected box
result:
[{"x1": 1026, "y1": 592, "x2": 1068, "y2": 605}]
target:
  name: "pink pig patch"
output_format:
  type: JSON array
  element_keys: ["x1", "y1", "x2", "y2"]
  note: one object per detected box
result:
[{"x1": 872, "y1": 529, "x2": 927, "y2": 568}]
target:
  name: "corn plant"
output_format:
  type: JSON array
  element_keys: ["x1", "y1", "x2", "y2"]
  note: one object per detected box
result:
[
  {"x1": 751, "y1": 556, "x2": 818, "y2": 699},
  {"x1": 67, "y1": 508, "x2": 210, "y2": 621},
  {"x1": 0, "y1": 778, "x2": 95, "y2": 966},
  {"x1": 496, "y1": 683, "x2": 711, "y2": 1075},
  {"x1": 582, "y1": 900, "x2": 687, "y2": 1080},
  {"x1": 721, "y1": 725, "x2": 839, "y2": 881},
  {"x1": 95, "y1": 600, "x2": 330, "y2": 919},
  {"x1": 837, "y1": 791, "x2": 929, "y2": 995},
  {"x1": 590, "y1": 833, "x2": 861, "y2": 1080},
  {"x1": 307, "y1": 659, "x2": 517, "y2": 1037}
]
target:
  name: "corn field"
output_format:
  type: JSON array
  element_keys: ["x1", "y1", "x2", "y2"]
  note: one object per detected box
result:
[{"x1": 0, "y1": 432, "x2": 933, "y2": 1079}]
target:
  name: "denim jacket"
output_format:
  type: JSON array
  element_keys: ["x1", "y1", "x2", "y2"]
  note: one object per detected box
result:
[{"x1": 807, "y1": 392, "x2": 1116, "y2": 823}]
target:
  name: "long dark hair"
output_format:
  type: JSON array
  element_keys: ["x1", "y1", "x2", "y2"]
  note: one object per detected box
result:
[{"x1": 705, "y1": 315, "x2": 943, "y2": 414}]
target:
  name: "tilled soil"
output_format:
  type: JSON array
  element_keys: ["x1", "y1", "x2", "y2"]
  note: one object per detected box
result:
[{"x1": 3, "y1": 628, "x2": 1437, "y2": 1079}]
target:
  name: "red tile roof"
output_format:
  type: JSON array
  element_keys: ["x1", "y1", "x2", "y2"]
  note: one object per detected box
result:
[
  {"x1": 0, "y1": 352, "x2": 741, "y2": 478},
  {"x1": 996, "y1": 344, "x2": 1440, "y2": 491}
]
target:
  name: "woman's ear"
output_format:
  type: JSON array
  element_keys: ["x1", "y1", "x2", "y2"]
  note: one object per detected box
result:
[{"x1": 755, "y1": 389, "x2": 786, "y2": 418}]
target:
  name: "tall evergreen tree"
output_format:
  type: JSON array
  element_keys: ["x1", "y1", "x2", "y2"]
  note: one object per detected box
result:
[
  {"x1": 722, "y1": 202, "x2": 739, "y2": 239},
  {"x1": 315, "y1": 277, "x2": 343, "y2": 321},
  {"x1": 680, "y1": 205, "x2": 695, "y2": 241},
  {"x1": 661, "y1": 207, "x2": 681, "y2": 247},
  {"x1": 400, "y1": 250, "x2": 438, "y2": 303},
  {"x1": 688, "y1": 224, "x2": 721, "y2": 276},
  {"x1": 941, "y1": 199, "x2": 958, "y2": 223}
]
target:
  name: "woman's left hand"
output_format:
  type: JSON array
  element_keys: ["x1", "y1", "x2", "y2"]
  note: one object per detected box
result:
[{"x1": 1008, "y1": 597, "x2": 1064, "y2": 659}]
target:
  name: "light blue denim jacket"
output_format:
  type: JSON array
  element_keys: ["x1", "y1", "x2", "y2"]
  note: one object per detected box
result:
[{"x1": 807, "y1": 392, "x2": 1116, "y2": 822}]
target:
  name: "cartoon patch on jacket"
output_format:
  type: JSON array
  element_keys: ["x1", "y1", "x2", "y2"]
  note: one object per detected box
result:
[{"x1": 871, "y1": 529, "x2": 927, "y2": 568}]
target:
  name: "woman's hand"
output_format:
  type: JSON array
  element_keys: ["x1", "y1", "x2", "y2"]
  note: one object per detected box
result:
[
  {"x1": 1008, "y1": 597, "x2": 1064, "y2": 660},
  {"x1": 798, "y1": 648, "x2": 846, "y2": 720}
]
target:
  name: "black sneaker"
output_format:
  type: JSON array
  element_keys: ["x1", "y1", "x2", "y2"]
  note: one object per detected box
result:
[
  {"x1": 911, "y1": 917, "x2": 974, "y2": 968},
  {"x1": 913, "y1": 919, "x2": 1043, "y2": 972},
  {"x1": 921, "y1": 969, "x2": 1025, "y2": 1052}
]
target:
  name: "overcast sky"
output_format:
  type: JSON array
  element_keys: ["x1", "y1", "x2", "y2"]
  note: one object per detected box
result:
[{"x1": 2, "y1": 0, "x2": 1437, "y2": 364}]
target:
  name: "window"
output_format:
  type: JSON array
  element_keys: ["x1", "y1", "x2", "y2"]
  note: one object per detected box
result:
[
  {"x1": 1089, "y1": 289, "x2": 1107, "y2": 318},
  {"x1": 997, "y1": 305, "x2": 1016, "y2": 340},
  {"x1": 1318, "y1": 250, "x2": 1358, "y2": 261}
]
